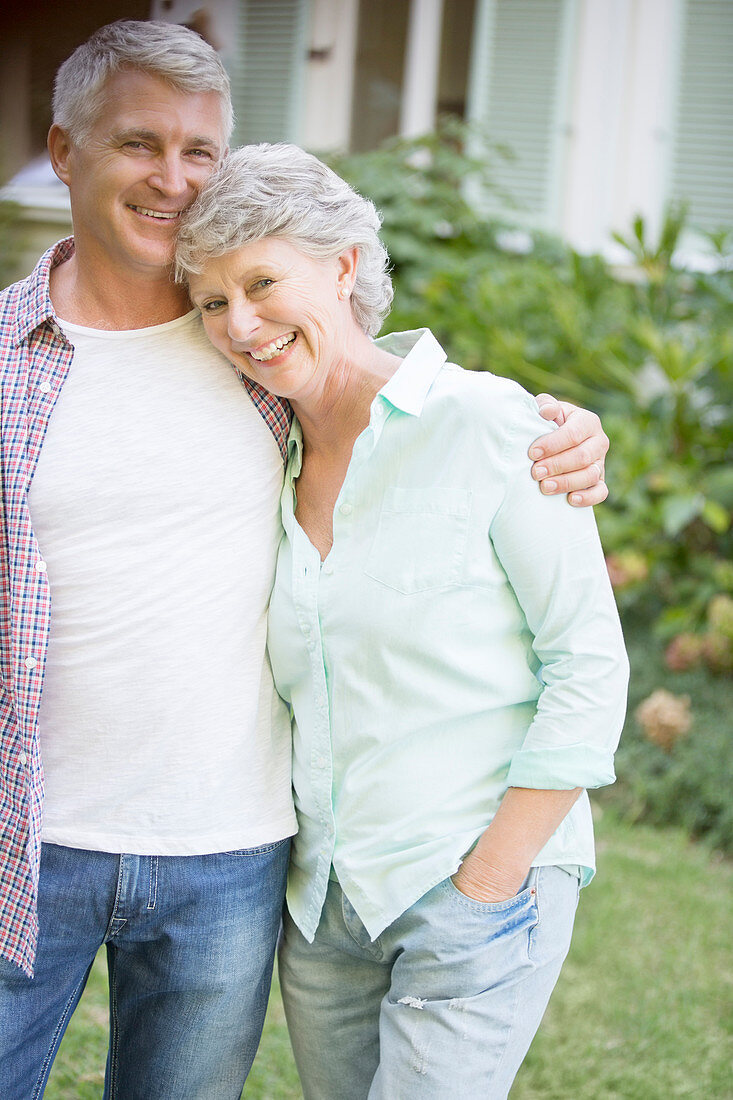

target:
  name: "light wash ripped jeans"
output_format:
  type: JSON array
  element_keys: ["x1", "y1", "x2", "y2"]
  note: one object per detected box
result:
[{"x1": 279, "y1": 864, "x2": 579, "y2": 1100}]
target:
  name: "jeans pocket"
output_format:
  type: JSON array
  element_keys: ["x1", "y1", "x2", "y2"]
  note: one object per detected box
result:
[
  {"x1": 437, "y1": 871, "x2": 540, "y2": 968},
  {"x1": 364, "y1": 487, "x2": 471, "y2": 594},
  {"x1": 444, "y1": 866, "x2": 539, "y2": 918}
]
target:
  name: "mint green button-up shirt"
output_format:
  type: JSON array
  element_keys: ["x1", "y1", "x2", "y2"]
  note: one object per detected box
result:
[{"x1": 268, "y1": 329, "x2": 629, "y2": 943}]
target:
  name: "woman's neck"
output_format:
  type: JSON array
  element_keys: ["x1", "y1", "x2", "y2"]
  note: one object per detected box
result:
[{"x1": 292, "y1": 332, "x2": 401, "y2": 462}]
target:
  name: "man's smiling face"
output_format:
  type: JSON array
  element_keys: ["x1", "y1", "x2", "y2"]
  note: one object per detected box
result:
[{"x1": 55, "y1": 68, "x2": 228, "y2": 280}]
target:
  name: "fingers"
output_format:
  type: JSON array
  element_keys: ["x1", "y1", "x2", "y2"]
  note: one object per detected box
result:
[
  {"x1": 528, "y1": 403, "x2": 610, "y2": 507},
  {"x1": 535, "y1": 393, "x2": 567, "y2": 426},
  {"x1": 568, "y1": 480, "x2": 609, "y2": 507},
  {"x1": 533, "y1": 460, "x2": 605, "y2": 493},
  {"x1": 531, "y1": 441, "x2": 607, "y2": 481},
  {"x1": 529, "y1": 414, "x2": 609, "y2": 466},
  {"x1": 532, "y1": 459, "x2": 608, "y2": 506}
]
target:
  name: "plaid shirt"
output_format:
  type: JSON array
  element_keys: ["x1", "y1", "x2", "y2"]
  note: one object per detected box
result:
[{"x1": 0, "y1": 239, "x2": 291, "y2": 975}]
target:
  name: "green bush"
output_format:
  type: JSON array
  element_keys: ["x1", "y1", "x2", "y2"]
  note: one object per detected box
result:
[{"x1": 603, "y1": 619, "x2": 733, "y2": 854}]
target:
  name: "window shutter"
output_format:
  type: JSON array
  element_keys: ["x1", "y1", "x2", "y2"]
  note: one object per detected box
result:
[
  {"x1": 467, "y1": 0, "x2": 577, "y2": 225},
  {"x1": 232, "y1": 0, "x2": 310, "y2": 146},
  {"x1": 669, "y1": 0, "x2": 733, "y2": 233}
]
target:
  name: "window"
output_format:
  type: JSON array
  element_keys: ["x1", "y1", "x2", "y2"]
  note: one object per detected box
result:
[
  {"x1": 669, "y1": 0, "x2": 733, "y2": 234},
  {"x1": 467, "y1": 0, "x2": 577, "y2": 224},
  {"x1": 233, "y1": 0, "x2": 309, "y2": 146}
]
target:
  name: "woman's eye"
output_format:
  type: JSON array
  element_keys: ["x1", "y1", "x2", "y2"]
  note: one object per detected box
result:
[
  {"x1": 252, "y1": 278, "x2": 274, "y2": 292},
  {"x1": 202, "y1": 299, "x2": 226, "y2": 313}
]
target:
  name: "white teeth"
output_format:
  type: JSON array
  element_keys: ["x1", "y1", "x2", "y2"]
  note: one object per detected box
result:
[
  {"x1": 132, "y1": 206, "x2": 179, "y2": 219},
  {"x1": 250, "y1": 334, "x2": 296, "y2": 362}
]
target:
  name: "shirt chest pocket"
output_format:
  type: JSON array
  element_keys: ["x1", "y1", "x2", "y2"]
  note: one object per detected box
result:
[{"x1": 364, "y1": 487, "x2": 472, "y2": 594}]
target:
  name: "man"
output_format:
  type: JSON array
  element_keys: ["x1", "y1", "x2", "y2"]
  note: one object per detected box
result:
[{"x1": 0, "y1": 20, "x2": 609, "y2": 1099}]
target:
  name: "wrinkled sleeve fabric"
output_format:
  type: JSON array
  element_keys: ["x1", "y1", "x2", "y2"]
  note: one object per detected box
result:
[{"x1": 487, "y1": 383, "x2": 629, "y2": 791}]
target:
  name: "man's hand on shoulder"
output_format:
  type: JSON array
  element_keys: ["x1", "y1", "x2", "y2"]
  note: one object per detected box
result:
[{"x1": 529, "y1": 394, "x2": 609, "y2": 507}]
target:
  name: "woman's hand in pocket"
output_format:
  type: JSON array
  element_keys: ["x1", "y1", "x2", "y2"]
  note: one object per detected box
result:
[{"x1": 451, "y1": 849, "x2": 529, "y2": 905}]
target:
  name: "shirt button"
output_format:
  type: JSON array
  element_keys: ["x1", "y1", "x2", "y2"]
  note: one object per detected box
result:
[
  {"x1": 24, "y1": 657, "x2": 37, "y2": 670},
  {"x1": 316, "y1": 755, "x2": 327, "y2": 768},
  {"x1": 19, "y1": 753, "x2": 28, "y2": 766},
  {"x1": 322, "y1": 561, "x2": 333, "y2": 575},
  {"x1": 35, "y1": 560, "x2": 47, "y2": 573},
  {"x1": 339, "y1": 503, "x2": 353, "y2": 516},
  {"x1": 39, "y1": 381, "x2": 52, "y2": 394}
]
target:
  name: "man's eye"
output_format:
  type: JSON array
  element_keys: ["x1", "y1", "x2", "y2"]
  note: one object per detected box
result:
[
  {"x1": 123, "y1": 141, "x2": 148, "y2": 151},
  {"x1": 189, "y1": 148, "x2": 213, "y2": 159},
  {"x1": 252, "y1": 279, "x2": 274, "y2": 292}
]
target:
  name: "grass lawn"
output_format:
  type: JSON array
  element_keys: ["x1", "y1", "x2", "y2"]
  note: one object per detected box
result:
[{"x1": 45, "y1": 810, "x2": 732, "y2": 1099}]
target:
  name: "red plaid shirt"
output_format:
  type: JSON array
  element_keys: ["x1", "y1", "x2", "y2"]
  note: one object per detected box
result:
[{"x1": 0, "y1": 239, "x2": 291, "y2": 974}]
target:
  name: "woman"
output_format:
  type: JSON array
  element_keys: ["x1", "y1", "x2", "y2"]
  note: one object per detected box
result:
[{"x1": 175, "y1": 145, "x2": 629, "y2": 1099}]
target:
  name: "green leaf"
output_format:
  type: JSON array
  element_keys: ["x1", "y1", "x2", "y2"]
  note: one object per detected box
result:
[
  {"x1": 661, "y1": 493, "x2": 705, "y2": 537},
  {"x1": 701, "y1": 499, "x2": 731, "y2": 534}
]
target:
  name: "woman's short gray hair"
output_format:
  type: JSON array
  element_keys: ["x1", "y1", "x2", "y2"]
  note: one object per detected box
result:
[
  {"x1": 53, "y1": 20, "x2": 234, "y2": 144},
  {"x1": 175, "y1": 143, "x2": 393, "y2": 337}
]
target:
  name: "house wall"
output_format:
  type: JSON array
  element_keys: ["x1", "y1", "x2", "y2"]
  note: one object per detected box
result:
[
  {"x1": 0, "y1": 0, "x2": 151, "y2": 283},
  {"x1": 149, "y1": 0, "x2": 239, "y2": 76},
  {"x1": 467, "y1": 0, "x2": 729, "y2": 257},
  {"x1": 301, "y1": 0, "x2": 360, "y2": 152},
  {"x1": 563, "y1": 0, "x2": 685, "y2": 253},
  {"x1": 3, "y1": 0, "x2": 729, "y2": 285}
]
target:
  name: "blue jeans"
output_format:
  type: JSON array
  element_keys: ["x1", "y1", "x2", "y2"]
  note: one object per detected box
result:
[
  {"x1": 0, "y1": 838, "x2": 290, "y2": 1099},
  {"x1": 279, "y1": 864, "x2": 579, "y2": 1100}
]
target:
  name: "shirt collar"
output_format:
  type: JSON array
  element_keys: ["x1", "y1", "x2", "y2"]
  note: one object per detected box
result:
[
  {"x1": 11, "y1": 237, "x2": 75, "y2": 347},
  {"x1": 285, "y1": 328, "x2": 447, "y2": 473},
  {"x1": 286, "y1": 417, "x2": 304, "y2": 474},
  {"x1": 373, "y1": 328, "x2": 447, "y2": 416}
]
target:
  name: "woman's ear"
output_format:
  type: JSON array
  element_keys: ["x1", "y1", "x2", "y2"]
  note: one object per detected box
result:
[
  {"x1": 336, "y1": 246, "x2": 359, "y2": 299},
  {"x1": 47, "y1": 125, "x2": 73, "y2": 186}
]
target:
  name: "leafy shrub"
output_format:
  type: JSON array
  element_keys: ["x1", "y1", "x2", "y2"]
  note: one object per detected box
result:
[{"x1": 601, "y1": 621, "x2": 733, "y2": 854}]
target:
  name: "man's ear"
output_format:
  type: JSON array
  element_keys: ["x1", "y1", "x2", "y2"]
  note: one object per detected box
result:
[{"x1": 47, "y1": 125, "x2": 73, "y2": 185}]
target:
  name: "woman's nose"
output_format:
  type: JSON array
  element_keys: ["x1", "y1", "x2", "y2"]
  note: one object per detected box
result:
[{"x1": 227, "y1": 300, "x2": 260, "y2": 345}]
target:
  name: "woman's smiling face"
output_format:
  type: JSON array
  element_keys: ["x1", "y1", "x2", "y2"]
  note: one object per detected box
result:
[{"x1": 188, "y1": 237, "x2": 356, "y2": 402}]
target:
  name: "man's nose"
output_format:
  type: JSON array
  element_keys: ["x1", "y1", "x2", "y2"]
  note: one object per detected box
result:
[{"x1": 148, "y1": 154, "x2": 188, "y2": 197}]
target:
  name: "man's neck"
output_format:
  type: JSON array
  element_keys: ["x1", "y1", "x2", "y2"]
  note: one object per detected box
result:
[{"x1": 49, "y1": 251, "x2": 193, "y2": 331}]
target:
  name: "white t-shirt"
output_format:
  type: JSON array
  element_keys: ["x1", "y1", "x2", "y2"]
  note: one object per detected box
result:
[{"x1": 29, "y1": 309, "x2": 296, "y2": 854}]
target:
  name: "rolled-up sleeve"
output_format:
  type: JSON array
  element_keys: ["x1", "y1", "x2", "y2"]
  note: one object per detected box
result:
[{"x1": 489, "y1": 389, "x2": 629, "y2": 791}]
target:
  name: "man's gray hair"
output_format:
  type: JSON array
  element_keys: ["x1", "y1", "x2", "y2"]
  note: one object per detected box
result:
[
  {"x1": 52, "y1": 20, "x2": 234, "y2": 143},
  {"x1": 175, "y1": 143, "x2": 394, "y2": 337}
]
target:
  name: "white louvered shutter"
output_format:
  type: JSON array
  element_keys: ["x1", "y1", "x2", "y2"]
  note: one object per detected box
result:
[
  {"x1": 467, "y1": 0, "x2": 578, "y2": 226},
  {"x1": 232, "y1": 0, "x2": 310, "y2": 146},
  {"x1": 669, "y1": 0, "x2": 733, "y2": 233}
]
